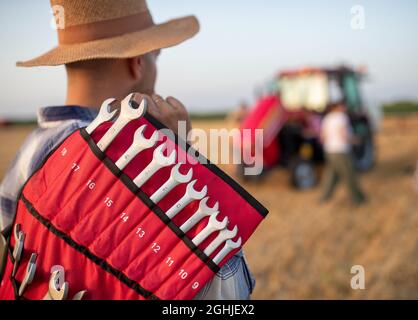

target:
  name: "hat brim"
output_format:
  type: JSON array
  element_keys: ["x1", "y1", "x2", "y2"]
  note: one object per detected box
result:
[{"x1": 16, "y1": 15, "x2": 199, "y2": 67}]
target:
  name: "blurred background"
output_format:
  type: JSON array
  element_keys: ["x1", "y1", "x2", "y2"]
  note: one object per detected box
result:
[{"x1": 0, "y1": 0, "x2": 417, "y2": 299}]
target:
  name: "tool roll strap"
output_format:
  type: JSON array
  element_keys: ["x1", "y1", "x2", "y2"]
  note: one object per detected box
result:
[{"x1": 0, "y1": 110, "x2": 268, "y2": 300}]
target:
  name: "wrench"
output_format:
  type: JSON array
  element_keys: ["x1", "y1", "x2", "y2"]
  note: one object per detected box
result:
[
  {"x1": 191, "y1": 213, "x2": 228, "y2": 246},
  {"x1": 204, "y1": 225, "x2": 238, "y2": 256},
  {"x1": 18, "y1": 253, "x2": 37, "y2": 296},
  {"x1": 133, "y1": 143, "x2": 176, "y2": 188},
  {"x1": 97, "y1": 93, "x2": 147, "y2": 151},
  {"x1": 12, "y1": 224, "x2": 25, "y2": 277},
  {"x1": 0, "y1": 232, "x2": 7, "y2": 279},
  {"x1": 149, "y1": 163, "x2": 193, "y2": 203},
  {"x1": 43, "y1": 270, "x2": 69, "y2": 300},
  {"x1": 85, "y1": 98, "x2": 118, "y2": 135},
  {"x1": 165, "y1": 180, "x2": 207, "y2": 219},
  {"x1": 72, "y1": 290, "x2": 87, "y2": 300},
  {"x1": 180, "y1": 197, "x2": 219, "y2": 233},
  {"x1": 114, "y1": 124, "x2": 159, "y2": 170},
  {"x1": 212, "y1": 237, "x2": 242, "y2": 265}
]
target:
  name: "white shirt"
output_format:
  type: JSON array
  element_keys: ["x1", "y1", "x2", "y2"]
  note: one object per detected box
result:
[{"x1": 321, "y1": 111, "x2": 352, "y2": 153}]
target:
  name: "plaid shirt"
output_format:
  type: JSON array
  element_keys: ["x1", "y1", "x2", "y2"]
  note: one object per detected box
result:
[{"x1": 0, "y1": 105, "x2": 255, "y2": 300}]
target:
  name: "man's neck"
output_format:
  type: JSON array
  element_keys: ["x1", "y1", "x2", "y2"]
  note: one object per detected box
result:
[{"x1": 66, "y1": 77, "x2": 132, "y2": 108}]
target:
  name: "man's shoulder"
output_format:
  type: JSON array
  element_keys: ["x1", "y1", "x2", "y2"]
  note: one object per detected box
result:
[
  {"x1": 0, "y1": 118, "x2": 91, "y2": 230},
  {"x1": 0, "y1": 119, "x2": 89, "y2": 197},
  {"x1": 21, "y1": 120, "x2": 90, "y2": 171}
]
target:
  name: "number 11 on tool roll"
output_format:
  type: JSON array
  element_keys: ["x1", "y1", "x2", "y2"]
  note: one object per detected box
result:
[{"x1": 0, "y1": 93, "x2": 268, "y2": 300}]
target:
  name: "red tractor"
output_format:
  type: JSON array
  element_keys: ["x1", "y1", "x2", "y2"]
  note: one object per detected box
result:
[{"x1": 237, "y1": 66, "x2": 375, "y2": 189}]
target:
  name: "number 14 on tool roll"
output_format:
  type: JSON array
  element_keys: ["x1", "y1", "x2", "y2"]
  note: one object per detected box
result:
[{"x1": 0, "y1": 93, "x2": 268, "y2": 300}]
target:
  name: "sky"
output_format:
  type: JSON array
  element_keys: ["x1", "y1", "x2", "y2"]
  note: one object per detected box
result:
[{"x1": 0, "y1": 0, "x2": 417, "y2": 118}]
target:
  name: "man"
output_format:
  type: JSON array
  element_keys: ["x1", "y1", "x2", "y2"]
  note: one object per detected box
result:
[
  {"x1": 0, "y1": 0, "x2": 254, "y2": 299},
  {"x1": 320, "y1": 102, "x2": 366, "y2": 204}
]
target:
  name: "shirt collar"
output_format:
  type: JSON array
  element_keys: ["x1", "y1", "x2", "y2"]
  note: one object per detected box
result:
[{"x1": 37, "y1": 106, "x2": 98, "y2": 127}]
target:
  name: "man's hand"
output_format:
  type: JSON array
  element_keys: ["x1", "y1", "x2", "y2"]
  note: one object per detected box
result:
[
  {"x1": 129, "y1": 93, "x2": 192, "y2": 141},
  {"x1": 150, "y1": 94, "x2": 192, "y2": 140}
]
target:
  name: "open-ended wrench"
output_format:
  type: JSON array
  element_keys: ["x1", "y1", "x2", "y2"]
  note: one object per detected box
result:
[
  {"x1": 133, "y1": 143, "x2": 176, "y2": 188},
  {"x1": 165, "y1": 180, "x2": 207, "y2": 219},
  {"x1": 114, "y1": 124, "x2": 159, "y2": 170},
  {"x1": 149, "y1": 163, "x2": 193, "y2": 203},
  {"x1": 191, "y1": 213, "x2": 228, "y2": 246},
  {"x1": 18, "y1": 253, "x2": 37, "y2": 296},
  {"x1": 43, "y1": 270, "x2": 69, "y2": 300},
  {"x1": 180, "y1": 197, "x2": 219, "y2": 233},
  {"x1": 44, "y1": 270, "x2": 69, "y2": 300},
  {"x1": 204, "y1": 225, "x2": 238, "y2": 256},
  {"x1": 85, "y1": 98, "x2": 118, "y2": 135},
  {"x1": 212, "y1": 237, "x2": 242, "y2": 265},
  {"x1": 72, "y1": 290, "x2": 88, "y2": 300},
  {"x1": 12, "y1": 224, "x2": 25, "y2": 277},
  {"x1": 97, "y1": 93, "x2": 147, "y2": 151}
]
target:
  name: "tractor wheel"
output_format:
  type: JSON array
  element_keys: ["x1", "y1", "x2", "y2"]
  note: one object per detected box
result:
[
  {"x1": 352, "y1": 123, "x2": 375, "y2": 171},
  {"x1": 290, "y1": 157, "x2": 317, "y2": 190}
]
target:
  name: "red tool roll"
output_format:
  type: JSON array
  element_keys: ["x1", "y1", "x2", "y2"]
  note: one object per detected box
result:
[{"x1": 0, "y1": 110, "x2": 268, "y2": 300}]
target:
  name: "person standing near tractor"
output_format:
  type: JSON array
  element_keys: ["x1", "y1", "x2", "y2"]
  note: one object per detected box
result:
[{"x1": 319, "y1": 102, "x2": 366, "y2": 204}]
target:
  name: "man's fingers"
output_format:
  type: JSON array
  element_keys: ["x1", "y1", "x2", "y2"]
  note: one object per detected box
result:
[
  {"x1": 166, "y1": 96, "x2": 191, "y2": 132},
  {"x1": 143, "y1": 94, "x2": 161, "y2": 118},
  {"x1": 152, "y1": 94, "x2": 169, "y2": 109},
  {"x1": 166, "y1": 96, "x2": 186, "y2": 112},
  {"x1": 166, "y1": 96, "x2": 183, "y2": 107}
]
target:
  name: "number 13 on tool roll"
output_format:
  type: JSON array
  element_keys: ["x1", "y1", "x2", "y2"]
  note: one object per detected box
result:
[{"x1": 0, "y1": 93, "x2": 268, "y2": 300}]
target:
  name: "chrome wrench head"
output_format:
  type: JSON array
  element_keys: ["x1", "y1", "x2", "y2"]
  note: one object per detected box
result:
[
  {"x1": 153, "y1": 143, "x2": 177, "y2": 166},
  {"x1": 180, "y1": 197, "x2": 219, "y2": 233},
  {"x1": 120, "y1": 93, "x2": 147, "y2": 121},
  {"x1": 212, "y1": 237, "x2": 242, "y2": 265},
  {"x1": 149, "y1": 164, "x2": 193, "y2": 204},
  {"x1": 207, "y1": 212, "x2": 228, "y2": 231},
  {"x1": 48, "y1": 270, "x2": 69, "y2": 300},
  {"x1": 204, "y1": 225, "x2": 238, "y2": 256},
  {"x1": 198, "y1": 197, "x2": 219, "y2": 214},
  {"x1": 133, "y1": 143, "x2": 176, "y2": 188},
  {"x1": 115, "y1": 124, "x2": 159, "y2": 170},
  {"x1": 192, "y1": 213, "x2": 228, "y2": 246},
  {"x1": 97, "y1": 93, "x2": 147, "y2": 151},
  {"x1": 165, "y1": 179, "x2": 208, "y2": 219},
  {"x1": 171, "y1": 163, "x2": 193, "y2": 183},
  {"x1": 185, "y1": 179, "x2": 207, "y2": 200},
  {"x1": 85, "y1": 98, "x2": 118, "y2": 134},
  {"x1": 133, "y1": 125, "x2": 159, "y2": 150}
]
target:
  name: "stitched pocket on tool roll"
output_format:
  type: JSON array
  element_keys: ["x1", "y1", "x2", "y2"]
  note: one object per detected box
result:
[
  {"x1": 36, "y1": 145, "x2": 104, "y2": 228},
  {"x1": 23, "y1": 131, "x2": 89, "y2": 216},
  {"x1": 8, "y1": 108, "x2": 268, "y2": 300}
]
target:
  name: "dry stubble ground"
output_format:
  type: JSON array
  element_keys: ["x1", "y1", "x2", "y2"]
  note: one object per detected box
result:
[{"x1": 0, "y1": 116, "x2": 417, "y2": 299}]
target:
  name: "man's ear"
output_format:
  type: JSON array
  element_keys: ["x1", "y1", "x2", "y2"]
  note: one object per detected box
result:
[{"x1": 128, "y1": 56, "x2": 143, "y2": 80}]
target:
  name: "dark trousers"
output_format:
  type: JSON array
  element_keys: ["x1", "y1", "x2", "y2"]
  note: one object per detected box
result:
[{"x1": 321, "y1": 152, "x2": 365, "y2": 203}]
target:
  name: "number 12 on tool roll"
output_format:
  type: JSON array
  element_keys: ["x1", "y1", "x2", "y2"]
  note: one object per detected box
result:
[{"x1": 0, "y1": 93, "x2": 268, "y2": 300}]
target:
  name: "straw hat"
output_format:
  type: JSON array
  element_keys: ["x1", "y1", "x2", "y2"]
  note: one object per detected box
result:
[{"x1": 17, "y1": 0, "x2": 199, "y2": 67}]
